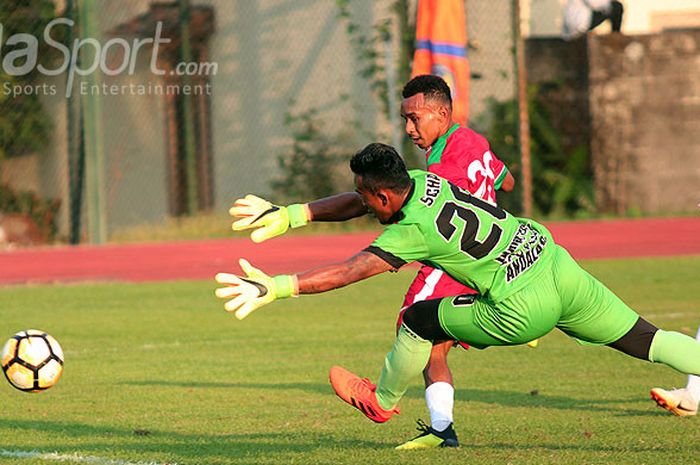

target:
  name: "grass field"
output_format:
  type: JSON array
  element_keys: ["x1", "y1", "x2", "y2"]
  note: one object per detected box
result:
[{"x1": 1, "y1": 256, "x2": 699, "y2": 465}]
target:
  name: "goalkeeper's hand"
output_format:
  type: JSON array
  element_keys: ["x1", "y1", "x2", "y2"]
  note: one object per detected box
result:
[
  {"x1": 214, "y1": 259, "x2": 297, "y2": 320},
  {"x1": 229, "y1": 194, "x2": 310, "y2": 243}
]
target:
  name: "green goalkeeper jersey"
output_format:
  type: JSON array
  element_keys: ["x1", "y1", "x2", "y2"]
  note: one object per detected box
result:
[{"x1": 366, "y1": 170, "x2": 555, "y2": 302}]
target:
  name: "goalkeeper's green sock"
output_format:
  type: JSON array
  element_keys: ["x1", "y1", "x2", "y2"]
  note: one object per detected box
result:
[
  {"x1": 649, "y1": 330, "x2": 700, "y2": 375},
  {"x1": 375, "y1": 325, "x2": 432, "y2": 410}
]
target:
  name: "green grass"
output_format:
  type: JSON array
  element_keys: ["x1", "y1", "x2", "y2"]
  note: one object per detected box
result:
[
  {"x1": 1, "y1": 256, "x2": 699, "y2": 465},
  {"x1": 106, "y1": 211, "x2": 698, "y2": 244},
  {"x1": 108, "y1": 212, "x2": 382, "y2": 244}
]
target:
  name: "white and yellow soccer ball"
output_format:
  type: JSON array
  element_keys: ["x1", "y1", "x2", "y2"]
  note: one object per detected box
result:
[{"x1": 1, "y1": 330, "x2": 64, "y2": 392}]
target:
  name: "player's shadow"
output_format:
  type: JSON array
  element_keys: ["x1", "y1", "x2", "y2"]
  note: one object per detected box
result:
[
  {"x1": 2, "y1": 417, "x2": 694, "y2": 461},
  {"x1": 121, "y1": 379, "x2": 331, "y2": 396},
  {"x1": 123, "y1": 380, "x2": 662, "y2": 417},
  {"x1": 434, "y1": 387, "x2": 657, "y2": 416},
  {"x1": 463, "y1": 441, "x2": 700, "y2": 454},
  {"x1": 0, "y1": 418, "x2": 390, "y2": 458}
]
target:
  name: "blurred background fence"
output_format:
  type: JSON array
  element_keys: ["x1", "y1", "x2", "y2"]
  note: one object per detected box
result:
[{"x1": 0, "y1": 0, "x2": 698, "y2": 245}]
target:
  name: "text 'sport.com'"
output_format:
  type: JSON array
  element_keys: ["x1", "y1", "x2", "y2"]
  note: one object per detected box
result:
[{"x1": 0, "y1": 18, "x2": 217, "y2": 98}]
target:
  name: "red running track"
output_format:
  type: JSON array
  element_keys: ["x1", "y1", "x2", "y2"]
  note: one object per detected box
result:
[{"x1": 0, "y1": 217, "x2": 698, "y2": 285}]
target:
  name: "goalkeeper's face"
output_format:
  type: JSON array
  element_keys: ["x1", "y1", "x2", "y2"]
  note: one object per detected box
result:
[{"x1": 354, "y1": 176, "x2": 398, "y2": 225}]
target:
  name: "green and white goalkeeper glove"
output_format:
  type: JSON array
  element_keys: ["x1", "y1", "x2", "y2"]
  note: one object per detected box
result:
[
  {"x1": 229, "y1": 194, "x2": 310, "y2": 243},
  {"x1": 214, "y1": 259, "x2": 297, "y2": 320}
]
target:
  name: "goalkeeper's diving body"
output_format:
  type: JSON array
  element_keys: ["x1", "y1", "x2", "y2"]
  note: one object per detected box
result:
[
  {"x1": 231, "y1": 74, "x2": 521, "y2": 449},
  {"x1": 215, "y1": 142, "x2": 700, "y2": 426}
]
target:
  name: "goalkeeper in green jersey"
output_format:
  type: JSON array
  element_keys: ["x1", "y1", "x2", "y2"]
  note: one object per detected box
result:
[
  {"x1": 232, "y1": 75, "x2": 522, "y2": 449},
  {"x1": 215, "y1": 142, "x2": 700, "y2": 425}
]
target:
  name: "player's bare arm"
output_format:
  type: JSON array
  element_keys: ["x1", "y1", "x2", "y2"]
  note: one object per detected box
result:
[
  {"x1": 307, "y1": 192, "x2": 368, "y2": 222},
  {"x1": 500, "y1": 170, "x2": 515, "y2": 192},
  {"x1": 229, "y1": 192, "x2": 367, "y2": 243},
  {"x1": 214, "y1": 251, "x2": 394, "y2": 320},
  {"x1": 296, "y1": 251, "x2": 393, "y2": 294}
]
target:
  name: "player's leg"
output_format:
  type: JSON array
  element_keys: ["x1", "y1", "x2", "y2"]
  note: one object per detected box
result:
[
  {"x1": 330, "y1": 296, "x2": 496, "y2": 423},
  {"x1": 396, "y1": 267, "x2": 467, "y2": 448},
  {"x1": 589, "y1": 10, "x2": 608, "y2": 31},
  {"x1": 395, "y1": 340, "x2": 459, "y2": 450},
  {"x1": 607, "y1": 317, "x2": 700, "y2": 403},
  {"x1": 647, "y1": 329, "x2": 700, "y2": 375},
  {"x1": 688, "y1": 327, "x2": 700, "y2": 398},
  {"x1": 589, "y1": 1, "x2": 623, "y2": 32},
  {"x1": 331, "y1": 275, "x2": 562, "y2": 423},
  {"x1": 687, "y1": 328, "x2": 700, "y2": 408},
  {"x1": 417, "y1": 269, "x2": 471, "y2": 437},
  {"x1": 610, "y1": 0, "x2": 624, "y2": 32},
  {"x1": 329, "y1": 302, "x2": 437, "y2": 423},
  {"x1": 376, "y1": 299, "x2": 451, "y2": 411},
  {"x1": 422, "y1": 340, "x2": 455, "y2": 432},
  {"x1": 328, "y1": 269, "x2": 439, "y2": 425},
  {"x1": 553, "y1": 245, "x2": 700, "y2": 379},
  {"x1": 650, "y1": 324, "x2": 700, "y2": 416},
  {"x1": 377, "y1": 291, "x2": 557, "y2": 408}
]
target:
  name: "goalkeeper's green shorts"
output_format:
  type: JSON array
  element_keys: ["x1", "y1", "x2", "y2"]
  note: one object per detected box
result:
[{"x1": 438, "y1": 245, "x2": 639, "y2": 349}]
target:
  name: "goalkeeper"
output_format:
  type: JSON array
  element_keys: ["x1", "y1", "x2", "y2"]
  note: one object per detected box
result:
[
  {"x1": 215, "y1": 143, "x2": 700, "y2": 431},
  {"x1": 231, "y1": 75, "x2": 519, "y2": 449}
]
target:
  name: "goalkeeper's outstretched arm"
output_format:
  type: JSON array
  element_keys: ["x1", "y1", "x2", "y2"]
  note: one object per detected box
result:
[
  {"x1": 306, "y1": 192, "x2": 367, "y2": 221},
  {"x1": 215, "y1": 251, "x2": 395, "y2": 319},
  {"x1": 295, "y1": 251, "x2": 392, "y2": 294},
  {"x1": 230, "y1": 192, "x2": 368, "y2": 242}
]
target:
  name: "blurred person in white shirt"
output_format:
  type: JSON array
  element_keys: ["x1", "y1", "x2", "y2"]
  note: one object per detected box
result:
[{"x1": 563, "y1": 0, "x2": 623, "y2": 40}]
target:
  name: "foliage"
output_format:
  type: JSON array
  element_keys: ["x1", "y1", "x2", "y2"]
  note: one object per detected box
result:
[
  {"x1": 109, "y1": 210, "x2": 381, "y2": 244},
  {"x1": 336, "y1": 0, "x2": 421, "y2": 167},
  {"x1": 336, "y1": 0, "x2": 414, "y2": 120},
  {"x1": 0, "y1": 0, "x2": 60, "y2": 160},
  {"x1": 0, "y1": 183, "x2": 61, "y2": 239},
  {"x1": 270, "y1": 105, "x2": 359, "y2": 203},
  {"x1": 272, "y1": 2, "x2": 421, "y2": 201},
  {"x1": 473, "y1": 84, "x2": 595, "y2": 217}
]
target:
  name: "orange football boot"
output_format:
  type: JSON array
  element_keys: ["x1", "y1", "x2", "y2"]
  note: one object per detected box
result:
[{"x1": 329, "y1": 366, "x2": 399, "y2": 423}]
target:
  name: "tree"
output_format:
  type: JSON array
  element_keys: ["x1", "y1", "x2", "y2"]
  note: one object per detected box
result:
[{"x1": 0, "y1": 0, "x2": 59, "y2": 160}]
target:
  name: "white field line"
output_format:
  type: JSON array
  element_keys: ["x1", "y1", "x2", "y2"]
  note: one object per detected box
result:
[
  {"x1": 0, "y1": 449, "x2": 178, "y2": 465},
  {"x1": 64, "y1": 339, "x2": 228, "y2": 357},
  {"x1": 644, "y1": 312, "x2": 695, "y2": 320}
]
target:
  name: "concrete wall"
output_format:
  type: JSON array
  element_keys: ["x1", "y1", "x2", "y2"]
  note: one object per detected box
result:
[
  {"x1": 99, "y1": 53, "x2": 171, "y2": 231},
  {"x1": 2, "y1": 0, "x2": 525, "y2": 239},
  {"x1": 203, "y1": 0, "x2": 382, "y2": 206},
  {"x1": 588, "y1": 30, "x2": 700, "y2": 213},
  {"x1": 526, "y1": 37, "x2": 590, "y2": 156},
  {"x1": 1, "y1": 74, "x2": 71, "y2": 235},
  {"x1": 466, "y1": 0, "x2": 516, "y2": 118},
  {"x1": 0, "y1": 0, "x2": 385, "y2": 238},
  {"x1": 526, "y1": 30, "x2": 700, "y2": 214}
]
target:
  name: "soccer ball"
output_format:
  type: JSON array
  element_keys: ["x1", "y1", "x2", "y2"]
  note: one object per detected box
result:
[{"x1": 1, "y1": 330, "x2": 64, "y2": 392}]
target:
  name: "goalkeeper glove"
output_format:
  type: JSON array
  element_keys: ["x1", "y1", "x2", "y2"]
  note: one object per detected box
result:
[
  {"x1": 229, "y1": 194, "x2": 310, "y2": 243},
  {"x1": 214, "y1": 258, "x2": 297, "y2": 320}
]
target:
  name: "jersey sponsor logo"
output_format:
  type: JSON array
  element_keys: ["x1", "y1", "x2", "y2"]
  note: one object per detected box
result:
[
  {"x1": 452, "y1": 294, "x2": 477, "y2": 306},
  {"x1": 400, "y1": 323, "x2": 426, "y2": 341},
  {"x1": 419, "y1": 173, "x2": 442, "y2": 207},
  {"x1": 494, "y1": 223, "x2": 548, "y2": 282},
  {"x1": 467, "y1": 150, "x2": 497, "y2": 204}
]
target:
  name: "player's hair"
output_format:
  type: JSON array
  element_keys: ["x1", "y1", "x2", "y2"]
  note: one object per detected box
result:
[
  {"x1": 402, "y1": 74, "x2": 452, "y2": 109},
  {"x1": 350, "y1": 143, "x2": 411, "y2": 193}
]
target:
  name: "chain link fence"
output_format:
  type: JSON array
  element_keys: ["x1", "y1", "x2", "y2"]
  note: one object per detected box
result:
[
  {"x1": 0, "y1": 0, "x2": 522, "y2": 245},
  {"x1": 465, "y1": 0, "x2": 523, "y2": 214}
]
